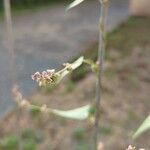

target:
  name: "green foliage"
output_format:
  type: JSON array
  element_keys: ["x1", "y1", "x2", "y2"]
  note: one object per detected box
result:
[
  {"x1": 0, "y1": 0, "x2": 68, "y2": 19},
  {"x1": 71, "y1": 17, "x2": 150, "y2": 82},
  {"x1": 75, "y1": 143, "x2": 90, "y2": 150},
  {"x1": 73, "y1": 127, "x2": 85, "y2": 141},
  {"x1": 26, "y1": 103, "x2": 91, "y2": 120},
  {"x1": 29, "y1": 105, "x2": 41, "y2": 116},
  {"x1": 65, "y1": 80, "x2": 75, "y2": 92},
  {"x1": 0, "y1": 0, "x2": 67, "y2": 8},
  {"x1": 88, "y1": 106, "x2": 96, "y2": 116},
  {"x1": 71, "y1": 58, "x2": 98, "y2": 82},
  {"x1": 0, "y1": 129, "x2": 41, "y2": 150},
  {"x1": 58, "y1": 56, "x2": 84, "y2": 82},
  {"x1": 100, "y1": 125, "x2": 113, "y2": 135},
  {"x1": 133, "y1": 115, "x2": 150, "y2": 139},
  {"x1": 83, "y1": 59, "x2": 98, "y2": 74},
  {"x1": 21, "y1": 128, "x2": 36, "y2": 140},
  {"x1": 51, "y1": 105, "x2": 91, "y2": 120},
  {"x1": 22, "y1": 128, "x2": 43, "y2": 143},
  {"x1": 71, "y1": 45, "x2": 97, "y2": 81},
  {"x1": 71, "y1": 66, "x2": 88, "y2": 81},
  {"x1": 107, "y1": 17, "x2": 150, "y2": 57},
  {"x1": 23, "y1": 139, "x2": 36, "y2": 150},
  {"x1": 0, "y1": 135, "x2": 18, "y2": 150}
]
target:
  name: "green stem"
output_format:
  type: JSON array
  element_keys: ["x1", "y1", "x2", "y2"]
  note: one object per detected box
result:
[{"x1": 94, "y1": 0, "x2": 108, "y2": 149}]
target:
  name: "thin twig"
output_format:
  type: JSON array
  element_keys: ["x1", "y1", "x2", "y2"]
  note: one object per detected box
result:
[
  {"x1": 3, "y1": 0, "x2": 16, "y2": 83},
  {"x1": 3, "y1": 1, "x2": 22, "y2": 150},
  {"x1": 94, "y1": 0, "x2": 109, "y2": 149}
]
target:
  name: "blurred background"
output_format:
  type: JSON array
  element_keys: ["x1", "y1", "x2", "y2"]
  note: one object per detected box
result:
[{"x1": 0, "y1": 0, "x2": 149, "y2": 149}]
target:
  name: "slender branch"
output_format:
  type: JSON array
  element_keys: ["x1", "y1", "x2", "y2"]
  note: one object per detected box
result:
[
  {"x1": 3, "y1": 0, "x2": 16, "y2": 84},
  {"x1": 3, "y1": 1, "x2": 22, "y2": 149},
  {"x1": 94, "y1": 0, "x2": 109, "y2": 149}
]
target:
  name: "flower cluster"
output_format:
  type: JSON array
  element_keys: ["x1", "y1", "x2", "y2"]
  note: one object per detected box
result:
[
  {"x1": 31, "y1": 69, "x2": 59, "y2": 86},
  {"x1": 31, "y1": 57, "x2": 84, "y2": 87},
  {"x1": 126, "y1": 145, "x2": 145, "y2": 150}
]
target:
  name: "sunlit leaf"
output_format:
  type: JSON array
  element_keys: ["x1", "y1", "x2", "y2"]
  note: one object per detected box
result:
[
  {"x1": 67, "y1": 0, "x2": 85, "y2": 10},
  {"x1": 51, "y1": 104, "x2": 91, "y2": 120},
  {"x1": 71, "y1": 56, "x2": 84, "y2": 70},
  {"x1": 133, "y1": 115, "x2": 150, "y2": 139},
  {"x1": 58, "y1": 56, "x2": 84, "y2": 80}
]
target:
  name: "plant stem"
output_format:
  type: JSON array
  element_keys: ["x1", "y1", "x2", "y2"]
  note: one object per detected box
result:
[
  {"x1": 3, "y1": 1, "x2": 22, "y2": 149},
  {"x1": 94, "y1": 0, "x2": 108, "y2": 149},
  {"x1": 3, "y1": 0, "x2": 16, "y2": 82}
]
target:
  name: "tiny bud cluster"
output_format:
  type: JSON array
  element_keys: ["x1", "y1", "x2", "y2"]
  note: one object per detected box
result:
[
  {"x1": 126, "y1": 145, "x2": 145, "y2": 150},
  {"x1": 31, "y1": 57, "x2": 84, "y2": 87},
  {"x1": 31, "y1": 69, "x2": 59, "y2": 86}
]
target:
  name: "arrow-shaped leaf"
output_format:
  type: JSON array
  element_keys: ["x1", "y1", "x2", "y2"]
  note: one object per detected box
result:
[
  {"x1": 133, "y1": 115, "x2": 150, "y2": 139},
  {"x1": 58, "y1": 56, "x2": 84, "y2": 81},
  {"x1": 51, "y1": 104, "x2": 91, "y2": 120},
  {"x1": 67, "y1": 0, "x2": 85, "y2": 10}
]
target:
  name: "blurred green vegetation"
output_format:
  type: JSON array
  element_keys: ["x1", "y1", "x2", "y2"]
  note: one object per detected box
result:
[
  {"x1": 71, "y1": 17, "x2": 150, "y2": 81},
  {"x1": 23, "y1": 139, "x2": 36, "y2": 150},
  {"x1": 0, "y1": 0, "x2": 67, "y2": 7},
  {"x1": 0, "y1": 135, "x2": 18, "y2": 150},
  {"x1": 0, "y1": 128, "x2": 42, "y2": 150},
  {"x1": 0, "y1": 0, "x2": 67, "y2": 18},
  {"x1": 99, "y1": 125, "x2": 113, "y2": 135},
  {"x1": 73, "y1": 127, "x2": 85, "y2": 141},
  {"x1": 65, "y1": 80, "x2": 75, "y2": 93},
  {"x1": 75, "y1": 143, "x2": 90, "y2": 150}
]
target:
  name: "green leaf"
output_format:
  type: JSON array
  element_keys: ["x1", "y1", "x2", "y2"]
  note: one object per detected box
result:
[
  {"x1": 51, "y1": 105, "x2": 90, "y2": 120},
  {"x1": 58, "y1": 56, "x2": 84, "y2": 80},
  {"x1": 133, "y1": 115, "x2": 150, "y2": 139},
  {"x1": 71, "y1": 56, "x2": 84, "y2": 70},
  {"x1": 29, "y1": 105, "x2": 41, "y2": 116},
  {"x1": 0, "y1": 135, "x2": 18, "y2": 150},
  {"x1": 67, "y1": 0, "x2": 85, "y2": 10}
]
